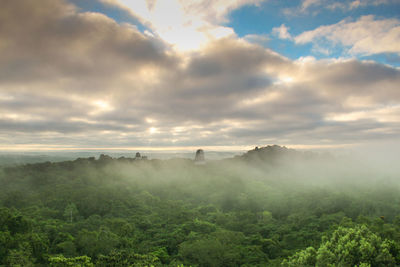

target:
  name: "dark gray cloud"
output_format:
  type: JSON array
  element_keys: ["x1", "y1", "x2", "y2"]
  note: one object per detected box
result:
[
  {"x1": 0, "y1": 0, "x2": 173, "y2": 85},
  {"x1": 303, "y1": 59, "x2": 400, "y2": 103},
  {"x1": 0, "y1": 0, "x2": 399, "y2": 150},
  {"x1": 187, "y1": 39, "x2": 286, "y2": 77}
]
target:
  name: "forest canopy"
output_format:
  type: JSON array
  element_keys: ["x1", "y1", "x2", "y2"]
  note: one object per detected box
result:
[{"x1": 0, "y1": 146, "x2": 399, "y2": 266}]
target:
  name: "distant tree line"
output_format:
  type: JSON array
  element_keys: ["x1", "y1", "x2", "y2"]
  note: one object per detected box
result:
[{"x1": 0, "y1": 146, "x2": 399, "y2": 266}]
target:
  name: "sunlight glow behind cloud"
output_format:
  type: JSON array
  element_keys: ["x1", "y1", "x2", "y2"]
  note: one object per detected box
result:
[
  {"x1": 102, "y1": 0, "x2": 261, "y2": 51},
  {"x1": 0, "y1": 0, "x2": 399, "y2": 151}
]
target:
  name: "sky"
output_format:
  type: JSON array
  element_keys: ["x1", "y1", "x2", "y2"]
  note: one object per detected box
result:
[{"x1": 0, "y1": 0, "x2": 399, "y2": 152}]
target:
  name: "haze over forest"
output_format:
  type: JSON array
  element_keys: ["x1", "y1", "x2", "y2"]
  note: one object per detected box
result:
[
  {"x1": 0, "y1": 0, "x2": 399, "y2": 151},
  {"x1": 1, "y1": 146, "x2": 400, "y2": 266},
  {"x1": 0, "y1": 0, "x2": 400, "y2": 266}
]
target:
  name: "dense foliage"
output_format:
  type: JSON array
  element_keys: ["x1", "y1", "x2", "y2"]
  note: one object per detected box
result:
[{"x1": 0, "y1": 146, "x2": 399, "y2": 266}]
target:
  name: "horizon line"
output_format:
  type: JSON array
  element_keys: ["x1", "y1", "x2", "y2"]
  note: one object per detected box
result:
[{"x1": 0, "y1": 143, "x2": 357, "y2": 153}]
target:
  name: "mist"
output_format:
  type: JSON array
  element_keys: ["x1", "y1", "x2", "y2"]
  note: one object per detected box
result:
[
  {"x1": 1, "y1": 145, "x2": 399, "y2": 266},
  {"x1": 1, "y1": 0, "x2": 399, "y2": 265}
]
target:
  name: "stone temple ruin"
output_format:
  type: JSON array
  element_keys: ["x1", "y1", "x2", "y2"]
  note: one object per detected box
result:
[
  {"x1": 194, "y1": 149, "x2": 205, "y2": 165},
  {"x1": 135, "y1": 152, "x2": 147, "y2": 160}
]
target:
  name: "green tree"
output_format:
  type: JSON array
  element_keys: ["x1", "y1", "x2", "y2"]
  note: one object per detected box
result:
[
  {"x1": 48, "y1": 255, "x2": 94, "y2": 267},
  {"x1": 282, "y1": 224, "x2": 399, "y2": 266},
  {"x1": 96, "y1": 250, "x2": 160, "y2": 266},
  {"x1": 64, "y1": 203, "x2": 79, "y2": 223},
  {"x1": 5, "y1": 243, "x2": 34, "y2": 267},
  {"x1": 0, "y1": 230, "x2": 12, "y2": 263}
]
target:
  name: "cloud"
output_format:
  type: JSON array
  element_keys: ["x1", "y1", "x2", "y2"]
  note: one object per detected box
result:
[
  {"x1": 293, "y1": 58, "x2": 400, "y2": 106},
  {"x1": 0, "y1": 0, "x2": 400, "y2": 150},
  {"x1": 243, "y1": 34, "x2": 269, "y2": 46},
  {"x1": 0, "y1": 0, "x2": 174, "y2": 86},
  {"x1": 301, "y1": 0, "x2": 321, "y2": 11},
  {"x1": 295, "y1": 15, "x2": 400, "y2": 56},
  {"x1": 284, "y1": 0, "x2": 394, "y2": 16},
  {"x1": 272, "y1": 24, "x2": 292, "y2": 40},
  {"x1": 327, "y1": 0, "x2": 394, "y2": 11},
  {"x1": 101, "y1": 0, "x2": 264, "y2": 51}
]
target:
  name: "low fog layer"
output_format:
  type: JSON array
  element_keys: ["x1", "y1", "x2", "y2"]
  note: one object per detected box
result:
[{"x1": 0, "y1": 145, "x2": 399, "y2": 266}]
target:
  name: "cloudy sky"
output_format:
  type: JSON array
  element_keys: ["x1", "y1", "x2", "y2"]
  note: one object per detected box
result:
[{"x1": 0, "y1": 0, "x2": 399, "y2": 152}]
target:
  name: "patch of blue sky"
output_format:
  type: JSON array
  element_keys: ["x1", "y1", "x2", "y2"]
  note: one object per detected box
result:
[
  {"x1": 356, "y1": 3, "x2": 400, "y2": 20},
  {"x1": 266, "y1": 38, "x2": 312, "y2": 60},
  {"x1": 226, "y1": 0, "x2": 399, "y2": 63},
  {"x1": 69, "y1": 0, "x2": 148, "y2": 32},
  {"x1": 361, "y1": 54, "x2": 400, "y2": 68},
  {"x1": 227, "y1": 2, "x2": 343, "y2": 59},
  {"x1": 227, "y1": 1, "x2": 341, "y2": 36}
]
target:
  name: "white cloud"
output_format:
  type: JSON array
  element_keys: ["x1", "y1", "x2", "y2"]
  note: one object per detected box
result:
[
  {"x1": 285, "y1": 0, "x2": 393, "y2": 16},
  {"x1": 272, "y1": 24, "x2": 292, "y2": 40},
  {"x1": 327, "y1": 105, "x2": 400, "y2": 123},
  {"x1": 295, "y1": 15, "x2": 400, "y2": 56},
  {"x1": 330, "y1": 0, "x2": 393, "y2": 10},
  {"x1": 0, "y1": 0, "x2": 400, "y2": 150},
  {"x1": 301, "y1": 0, "x2": 321, "y2": 11},
  {"x1": 243, "y1": 34, "x2": 269, "y2": 46},
  {"x1": 101, "y1": 0, "x2": 264, "y2": 51}
]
